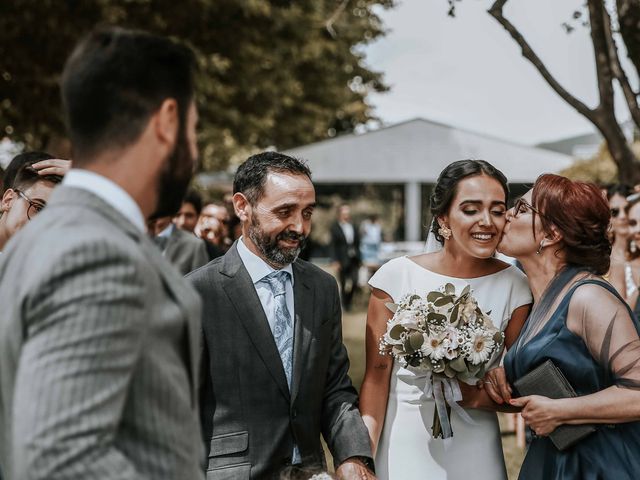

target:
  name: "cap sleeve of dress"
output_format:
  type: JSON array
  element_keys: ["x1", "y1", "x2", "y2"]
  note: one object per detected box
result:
[
  {"x1": 368, "y1": 256, "x2": 405, "y2": 302},
  {"x1": 506, "y1": 266, "x2": 533, "y2": 313}
]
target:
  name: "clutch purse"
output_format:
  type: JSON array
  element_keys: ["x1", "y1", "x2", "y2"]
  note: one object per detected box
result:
[{"x1": 513, "y1": 359, "x2": 596, "y2": 451}]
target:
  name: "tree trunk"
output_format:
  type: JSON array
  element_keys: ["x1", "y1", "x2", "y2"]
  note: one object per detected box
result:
[
  {"x1": 617, "y1": 0, "x2": 640, "y2": 77},
  {"x1": 596, "y1": 118, "x2": 640, "y2": 184}
]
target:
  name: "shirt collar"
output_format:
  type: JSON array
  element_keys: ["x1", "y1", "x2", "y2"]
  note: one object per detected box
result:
[
  {"x1": 62, "y1": 169, "x2": 146, "y2": 232},
  {"x1": 236, "y1": 236, "x2": 294, "y2": 285},
  {"x1": 157, "y1": 223, "x2": 174, "y2": 238}
]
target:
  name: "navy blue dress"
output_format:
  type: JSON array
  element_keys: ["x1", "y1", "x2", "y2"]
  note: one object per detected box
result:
[{"x1": 504, "y1": 280, "x2": 640, "y2": 480}]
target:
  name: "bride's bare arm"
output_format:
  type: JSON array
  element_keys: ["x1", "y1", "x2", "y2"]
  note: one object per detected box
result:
[
  {"x1": 359, "y1": 287, "x2": 394, "y2": 457},
  {"x1": 503, "y1": 304, "x2": 532, "y2": 350}
]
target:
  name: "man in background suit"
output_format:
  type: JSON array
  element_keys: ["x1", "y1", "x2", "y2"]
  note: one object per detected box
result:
[
  {"x1": 150, "y1": 213, "x2": 209, "y2": 275},
  {"x1": 0, "y1": 27, "x2": 204, "y2": 479},
  {"x1": 330, "y1": 204, "x2": 362, "y2": 311},
  {"x1": 189, "y1": 152, "x2": 374, "y2": 479}
]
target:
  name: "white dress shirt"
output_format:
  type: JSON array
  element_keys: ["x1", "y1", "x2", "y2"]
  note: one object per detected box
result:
[
  {"x1": 236, "y1": 236, "x2": 295, "y2": 335},
  {"x1": 63, "y1": 169, "x2": 146, "y2": 232},
  {"x1": 339, "y1": 221, "x2": 355, "y2": 245}
]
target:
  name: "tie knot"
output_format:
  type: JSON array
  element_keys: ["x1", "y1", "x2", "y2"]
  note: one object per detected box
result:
[{"x1": 261, "y1": 270, "x2": 290, "y2": 296}]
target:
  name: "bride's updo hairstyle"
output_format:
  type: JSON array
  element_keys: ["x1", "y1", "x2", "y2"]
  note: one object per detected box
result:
[
  {"x1": 532, "y1": 174, "x2": 611, "y2": 274},
  {"x1": 430, "y1": 159, "x2": 509, "y2": 244}
]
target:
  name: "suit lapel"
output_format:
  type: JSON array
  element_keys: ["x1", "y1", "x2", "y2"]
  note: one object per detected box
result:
[
  {"x1": 291, "y1": 261, "x2": 315, "y2": 404},
  {"x1": 141, "y1": 234, "x2": 201, "y2": 406},
  {"x1": 221, "y1": 246, "x2": 291, "y2": 401}
]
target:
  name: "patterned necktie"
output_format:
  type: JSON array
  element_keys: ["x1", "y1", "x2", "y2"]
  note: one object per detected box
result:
[
  {"x1": 260, "y1": 270, "x2": 301, "y2": 464},
  {"x1": 260, "y1": 270, "x2": 294, "y2": 389}
]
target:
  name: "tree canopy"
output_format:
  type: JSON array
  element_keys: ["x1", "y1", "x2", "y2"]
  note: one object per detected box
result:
[
  {"x1": 449, "y1": 0, "x2": 640, "y2": 184},
  {"x1": 0, "y1": 0, "x2": 394, "y2": 171}
]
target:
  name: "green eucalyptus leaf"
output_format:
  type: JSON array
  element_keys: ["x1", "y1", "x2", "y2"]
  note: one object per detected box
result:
[
  {"x1": 427, "y1": 291, "x2": 444, "y2": 303},
  {"x1": 444, "y1": 365, "x2": 457, "y2": 378},
  {"x1": 449, "y1": 355, "x2": 468, "y2": 373},
  {"x1": 444, "y1": 283, "x2": 455, "y2": 296},
  {"x1": 389, "y1": 324, "x2": 405, "y2": 340},
  {"x1": 409, "y1": 331, "x2": 424, "y2": 351},
  {"x1": 427, "y1": 312, "x2": 447, "y2": 323},
  {"x1": 461, "y1": 285, "x2": 471, "y2": 298},
  {"x1": 450, "y1": 304, "x2": 459, "y2": 324},
  {"x1": 434, "y1": 296, "x2": 453, "y2": 307}
]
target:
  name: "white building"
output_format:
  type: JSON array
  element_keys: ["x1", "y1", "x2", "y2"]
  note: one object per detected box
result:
[{"x1": 285, "y1": 118, "x2": 574, "y2": 241}]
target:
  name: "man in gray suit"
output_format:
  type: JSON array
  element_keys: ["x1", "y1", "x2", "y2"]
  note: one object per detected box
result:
[
  {"x1": 0, "y1": 27, "x2": 204, "y2": 479},
  {"x1": 150, "y1": 214, "x2": 209, "y2": 275},
  {"x1": 189, "y1": 152, "x2": 374, "y2": 479}
]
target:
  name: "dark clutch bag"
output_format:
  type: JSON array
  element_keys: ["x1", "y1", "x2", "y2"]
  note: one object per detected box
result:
[{"x1": 513, "y1": 359, "x2": 596, "y2": 451}]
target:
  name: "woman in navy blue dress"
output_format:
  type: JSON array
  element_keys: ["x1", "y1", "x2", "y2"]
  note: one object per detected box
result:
[{"x1": 484, "y1": 174, "x2": 640, "y2": 479}]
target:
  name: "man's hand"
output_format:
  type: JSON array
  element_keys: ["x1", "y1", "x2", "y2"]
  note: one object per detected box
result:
[
  {"x1": 32, "y1": 159, "x2": 72, "y2": 177},
  {"x1": 336, "y1": 458, "x2": 376, "y2": 480}
]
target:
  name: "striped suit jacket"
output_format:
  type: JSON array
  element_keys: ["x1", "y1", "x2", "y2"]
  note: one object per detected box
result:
[{"x1": 0, "y1": 186, "x2": 205, "y2": 479}]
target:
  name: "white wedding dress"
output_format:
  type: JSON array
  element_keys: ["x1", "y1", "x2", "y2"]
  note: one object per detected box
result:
[{"x1": 368, "y1": 256, "x2": 532, "y2": 480}]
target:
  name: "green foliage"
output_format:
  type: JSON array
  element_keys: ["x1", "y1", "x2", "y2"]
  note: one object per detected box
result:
[{"x1": 0, "y1": 0, "x2": 394, "y2": 171}]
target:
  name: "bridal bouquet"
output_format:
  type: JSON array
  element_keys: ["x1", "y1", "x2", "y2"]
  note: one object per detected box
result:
[{"x1": 379, "y1": 283, "x2": 504, "y2": 438}]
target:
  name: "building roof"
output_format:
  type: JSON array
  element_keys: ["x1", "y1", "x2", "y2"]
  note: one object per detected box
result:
[{"x1": 284, "y1": 118, "x2": 574, "y2": 184}]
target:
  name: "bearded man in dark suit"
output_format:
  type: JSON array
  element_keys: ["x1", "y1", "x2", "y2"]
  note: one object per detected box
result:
[{"x1": 188, "y1": 152, "x2": 374, "y2": 479}]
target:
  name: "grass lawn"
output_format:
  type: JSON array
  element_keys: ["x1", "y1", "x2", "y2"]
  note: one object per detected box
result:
[{"x1": 339, "y1": 308, "x2": 525, "y2": 480}]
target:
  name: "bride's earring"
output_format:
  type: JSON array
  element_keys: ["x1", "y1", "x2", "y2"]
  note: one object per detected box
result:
[
  {"x1": 536, "y1": 239, "x2": 545, "y2": 255},
  {"x1": 631, "y1": 240, "x2": 638, "y2": 254},
  {"x1": 438, "y1": 225, "x2": 452, "y2": 240}
]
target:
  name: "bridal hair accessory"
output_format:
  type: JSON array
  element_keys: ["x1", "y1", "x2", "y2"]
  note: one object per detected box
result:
[
  {"x1": 438, "y1": 225, "x2": 452, "y2": 240},
  {"x1": 536, "y1": 240, "x2": 545, "y2": 255},
  {"x1": 379, "y1": 283, "x2": 504, "y2": 439},
  {"x1": 631, "y1": 240, "x2": 638, "y2": 254}
]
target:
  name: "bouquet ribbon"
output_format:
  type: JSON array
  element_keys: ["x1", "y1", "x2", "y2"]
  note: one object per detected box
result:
[{"x1": 401, "y1": 369, "x2": 476, "y2": 438}]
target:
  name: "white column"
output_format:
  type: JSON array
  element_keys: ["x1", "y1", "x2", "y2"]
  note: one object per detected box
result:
[{"x1": 404, "y1": 181, "x2": 421, "y2": 242}]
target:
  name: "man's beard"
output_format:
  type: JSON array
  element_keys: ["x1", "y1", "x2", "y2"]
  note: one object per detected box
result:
[
  {"x1": 151, "y1": 124, "x2": 194, "y2": 219},
  {"x1": 248, "y1": 214, "x2": 307, "y2": 268}
]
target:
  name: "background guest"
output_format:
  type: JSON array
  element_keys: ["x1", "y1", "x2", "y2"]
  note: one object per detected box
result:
[
  {"x1": 359, "y1": 213, "x2": 382, "y2": 265},
  {"x1": 0, "y1": 158, "x2": 64, "y2": 252},
  {"x1": 174, "y1": 188, "x2": 202, "y2": 233},
  {"x1": 605, "y1": 184, "x2": 632, "y2": 301},
  {"x1": 330, "y1": 203, "x2": 362, "y2": 311},
  {"x1": 624, "y1": 196, "x2": 640, "y2": 316},
  {"x1": 150, "y1": 209, "x2": 209, "y2": 275},
  {"x1": 198, "y1": 202, "x2": 233, "y2": 251},
  {"x1": 1, "y1": 152, "x2": 70, "y2": 196}
]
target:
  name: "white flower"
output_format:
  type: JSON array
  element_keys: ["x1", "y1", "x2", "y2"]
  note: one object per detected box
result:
[
  {"x1": 421, "y1": 332, "x2": 445, "y2": 360},
  {"x1": 466, "y1": 329, "x2": 496, "y2": 365}
]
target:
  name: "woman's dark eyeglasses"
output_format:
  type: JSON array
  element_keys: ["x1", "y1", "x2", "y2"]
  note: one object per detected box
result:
[
  {"x1": 513, "y1": 198, "x2": 543, "y2": 218},
  {"x1": 15, "y1": 189, "x2": 46, "y2": 220}
]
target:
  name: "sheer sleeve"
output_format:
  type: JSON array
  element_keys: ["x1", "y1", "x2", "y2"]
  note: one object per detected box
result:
[{"x1": 566, "y1": 283, "x2": 640, "y2": 389}]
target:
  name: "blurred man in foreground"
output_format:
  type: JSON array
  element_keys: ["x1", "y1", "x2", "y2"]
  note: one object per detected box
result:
[{"x1": 0, "y1": 27, "x2": 204, "y2": 479}]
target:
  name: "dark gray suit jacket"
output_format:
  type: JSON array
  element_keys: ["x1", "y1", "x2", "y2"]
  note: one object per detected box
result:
[
  {"x1": 0, "y1": 186, "x2": 204, "y2": 479},
  {"x1": 188, "y1": 243, "x2": 372, "y2": 479}
]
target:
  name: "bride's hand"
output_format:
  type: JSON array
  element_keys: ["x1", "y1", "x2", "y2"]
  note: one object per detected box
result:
[{"x1": 480, "y1": 367, "x2": 512, "y2": 404}]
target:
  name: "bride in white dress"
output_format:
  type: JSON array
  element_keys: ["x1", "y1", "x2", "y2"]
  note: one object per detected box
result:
[{"x1": 360, "y1": 160, "x2": 532, "y2": 480}]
